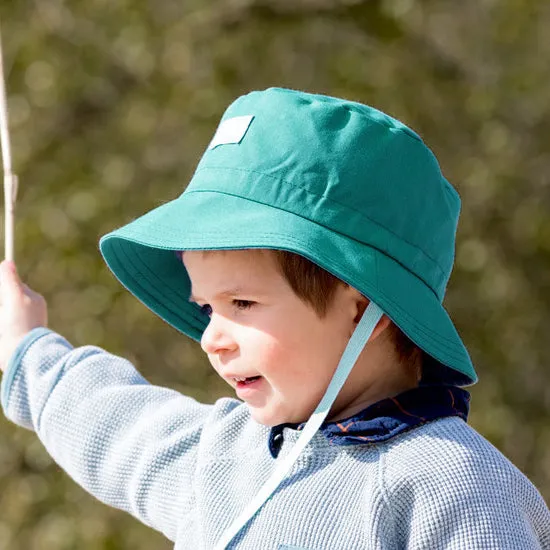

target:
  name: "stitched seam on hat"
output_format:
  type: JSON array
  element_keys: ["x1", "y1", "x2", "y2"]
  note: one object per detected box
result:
[
  {"x1": 120, "y1": 244, "x2": 205, "y2": 329},
  {"x1": 150, "y1": 186, "x2": 444, "y2": 296},
  {"x1": 112, "y1": 241, "x2": 207, "y2": 335},
  {"x1": 190, "y1": 166, "x2": 449, "y2": 281},
  {"x1": 374, "y1": 288, "x2": 466, "y2": 359},
  {"x1": 121, "y1": 225, "x2": 466, "y2": 364},
  {"x1": 186, "y1": 188, "x2": 446, "y2": 298},
  {"x1": 122, "y1": 186, "x2": 446, "y2": 295}
]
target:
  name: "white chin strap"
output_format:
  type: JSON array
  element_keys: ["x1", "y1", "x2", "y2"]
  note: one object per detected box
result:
[{"x1": 214, "y1": 301, "x2": 384, "y2": 550}]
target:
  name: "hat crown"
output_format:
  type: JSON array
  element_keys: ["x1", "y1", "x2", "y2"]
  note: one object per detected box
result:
[{"x1": 188, "y1": 88, "x2": 460, "y2": 300}]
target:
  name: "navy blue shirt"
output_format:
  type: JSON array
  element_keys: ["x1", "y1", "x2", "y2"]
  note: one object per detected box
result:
[{"x1": 269, "y1": 385, "x2": 470, "y2": 458}]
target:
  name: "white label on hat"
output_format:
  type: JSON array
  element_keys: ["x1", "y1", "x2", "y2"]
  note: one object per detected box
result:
[{"x1": 208, "y1": 115, "x2": 254, "y2": 150}]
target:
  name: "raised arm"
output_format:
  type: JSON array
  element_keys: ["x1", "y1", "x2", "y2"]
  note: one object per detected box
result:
[{"x1": 0, "y1": 261, "x2": 213, "y2": 541}]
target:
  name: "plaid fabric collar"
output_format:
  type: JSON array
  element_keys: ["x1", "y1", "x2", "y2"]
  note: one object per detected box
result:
[{"x1": 268, "y1": 385, "x2": 470, "y2": 458}]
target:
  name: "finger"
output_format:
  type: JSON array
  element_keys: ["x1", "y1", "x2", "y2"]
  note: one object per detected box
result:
[{"x1": 0, "y1": 260, "x2": 23, "y2": 298}]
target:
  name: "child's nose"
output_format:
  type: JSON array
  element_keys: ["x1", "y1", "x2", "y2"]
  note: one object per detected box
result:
[{"x1": 200, "y1": 314, "x2": 238, "y2": 355}]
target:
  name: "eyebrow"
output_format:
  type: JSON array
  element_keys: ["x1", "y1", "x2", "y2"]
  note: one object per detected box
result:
[{"x1": 188, "y1": 288, "x2": 246, "y2": 303}]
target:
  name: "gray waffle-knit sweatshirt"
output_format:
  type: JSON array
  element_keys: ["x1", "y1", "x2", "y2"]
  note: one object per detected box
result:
[{"x1": 1, "y1": 328, "x2": 549, "y2": 549}]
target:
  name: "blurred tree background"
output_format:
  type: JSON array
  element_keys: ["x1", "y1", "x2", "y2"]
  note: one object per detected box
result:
[{"x1": 0, "y1": 0, "x2": 549, "y2": 547}]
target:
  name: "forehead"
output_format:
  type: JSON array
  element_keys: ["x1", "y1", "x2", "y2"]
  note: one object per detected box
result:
[
  {"x1": 181, "y1": 249, "x2": 284, "y2": 297},
  {"x1": 182, "y1": 248, "x2": 277, "y2": 267}
]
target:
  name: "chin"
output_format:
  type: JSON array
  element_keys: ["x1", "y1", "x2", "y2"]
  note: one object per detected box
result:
[
  {"x1": 248, "y1": 406, "x2": 285, "y2": 427},
  {"x1": 248, "y1": 405, "x2": 309, "y2": 427}
]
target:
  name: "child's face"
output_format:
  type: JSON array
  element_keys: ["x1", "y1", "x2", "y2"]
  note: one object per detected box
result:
[{"x1": 181, "y1": 249, "x2": 356, "y2": 426}]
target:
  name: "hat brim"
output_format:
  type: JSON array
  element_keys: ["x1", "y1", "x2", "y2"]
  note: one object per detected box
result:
[{"x1": 100, "y1": 190, "x2": 476, "y2": 386}]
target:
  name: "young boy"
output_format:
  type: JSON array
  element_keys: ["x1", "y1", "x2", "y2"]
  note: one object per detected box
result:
[{"x1": 1, "y1": 87, "x2": 549, "y2": 549}]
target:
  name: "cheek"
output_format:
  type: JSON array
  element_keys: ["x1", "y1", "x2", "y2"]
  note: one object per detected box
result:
[
  {"x1": 285, "y1": 317, "x2": 348, "y2": 382},
  {"x1": 253, "y1": 335, "x2": 284, "y2": 371},
  {"x1": 242, "y1": 308, "x2": 346, "y2": 384},
  {"x1": 260, "y1": 322, "x2": 327, "y2": 381},
  {"x1": 242, "y1": 326, "x2": 298, "y2": 380},
  {"x1": 226, "y1": 322, "x2": 280, "y2": 367}
]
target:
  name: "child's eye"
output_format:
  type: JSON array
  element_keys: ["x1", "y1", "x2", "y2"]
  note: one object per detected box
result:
[
  {"x1": 233, "y1": 299, "x2": 254, "y2": 310},
  {"x1": 196, "y1": 300, "x2": 254, "y2": 317}
]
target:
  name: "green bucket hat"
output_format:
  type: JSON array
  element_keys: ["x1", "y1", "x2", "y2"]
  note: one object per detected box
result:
[{"x1": 99, "y1": 87, "x2": 476, "y2": 386}]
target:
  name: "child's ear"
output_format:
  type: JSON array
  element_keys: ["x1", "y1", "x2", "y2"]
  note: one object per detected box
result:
[
  {"x1": 352, "y1": 293, "x2": 391, "y2": 341},
  {"x1": 351, "y1": 291, "x2": 371, "y2": 324}
]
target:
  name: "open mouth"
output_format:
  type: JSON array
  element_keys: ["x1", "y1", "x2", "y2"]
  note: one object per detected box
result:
[{"x1": 234, "y1": 376, "x2": 262, "y2": 385}]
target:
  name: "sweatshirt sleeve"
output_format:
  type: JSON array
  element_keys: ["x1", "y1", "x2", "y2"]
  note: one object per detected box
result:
[{"x1": 0, "y1": 328, "x2": 213, "y2": 542}]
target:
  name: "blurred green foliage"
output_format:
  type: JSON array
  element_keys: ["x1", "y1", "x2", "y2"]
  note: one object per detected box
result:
[{"x1": 0, "y1": 0, "x2": 549, "y2": 547}]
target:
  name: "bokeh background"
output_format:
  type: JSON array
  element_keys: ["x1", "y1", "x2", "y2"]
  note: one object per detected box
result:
[{"x1": 0, "y1": 0, "x2": 549, "y2": 548}]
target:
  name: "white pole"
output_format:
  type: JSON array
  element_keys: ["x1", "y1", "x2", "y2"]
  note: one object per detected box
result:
[{"x1": 0, "y1": 21, "x2": 17, "y2": 262}]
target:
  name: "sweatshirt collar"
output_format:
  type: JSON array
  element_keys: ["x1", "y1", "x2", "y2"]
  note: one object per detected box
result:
[{"x1": 268, "y1": 385, "x2": 470, "y2": 458}]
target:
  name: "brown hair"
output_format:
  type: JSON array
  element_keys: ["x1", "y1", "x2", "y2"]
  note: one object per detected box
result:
[{"x1": 271, "y1": 249, "x2": 423, "y2": 371}]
